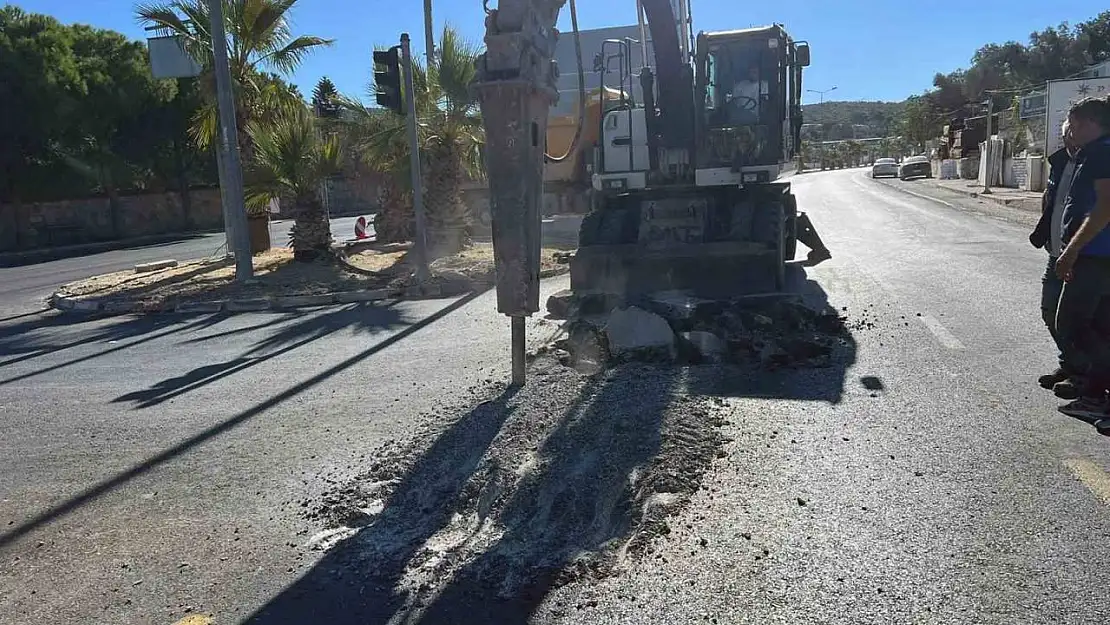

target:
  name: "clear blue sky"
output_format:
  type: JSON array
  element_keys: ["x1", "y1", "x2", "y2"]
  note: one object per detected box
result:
[{"x1": 12, "y1": 0, "x2": 1109, "y2": 104}]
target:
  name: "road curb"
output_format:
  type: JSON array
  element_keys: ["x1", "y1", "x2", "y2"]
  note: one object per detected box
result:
[
  {"x1": 43, "y1": 271, "x2": 556, "y2": 317},
  {"x1": 870, "y1": 175, "x2": 1040, "y2": 213}
]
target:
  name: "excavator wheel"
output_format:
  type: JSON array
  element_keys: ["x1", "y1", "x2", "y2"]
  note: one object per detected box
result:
[
  {"x1": 752, "y1": 198, "x2": 787, "y2": 292},
  {"x1": 784, "y1": 193, "x2": 799, "y2": 262}
]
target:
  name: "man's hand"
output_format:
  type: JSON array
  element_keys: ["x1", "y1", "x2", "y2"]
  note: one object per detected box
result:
[{"x1": 1057, "y1": 246, "x2": 1079, "y2": 281}]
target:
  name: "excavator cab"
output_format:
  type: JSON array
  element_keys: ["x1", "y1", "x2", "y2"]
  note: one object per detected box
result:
[{"x1": 696, "y1": 25, "x2": 809, "y2": 180}]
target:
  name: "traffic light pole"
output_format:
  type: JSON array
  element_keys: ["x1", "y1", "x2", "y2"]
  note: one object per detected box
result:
[{"x1": 401, "y1": 34, "x2": 430, "y2": 283}]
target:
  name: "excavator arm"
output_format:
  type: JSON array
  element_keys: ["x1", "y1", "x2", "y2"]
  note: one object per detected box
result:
[{"x1": 638, "y1": 0, "x2": 694, "y2": 150}]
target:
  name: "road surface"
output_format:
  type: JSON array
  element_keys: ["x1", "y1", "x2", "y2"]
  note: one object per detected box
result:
[
  {"x1": 2, "y1": 169, "x2": 1109, "y2": 624},
  {"x1": 0, "y1": 217, "x2": 365, "y2": 318}
]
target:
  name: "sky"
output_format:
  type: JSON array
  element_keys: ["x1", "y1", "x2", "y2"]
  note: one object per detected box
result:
[{"x1": 12, "y1": 0, "x2": 1109, "y2": 104}]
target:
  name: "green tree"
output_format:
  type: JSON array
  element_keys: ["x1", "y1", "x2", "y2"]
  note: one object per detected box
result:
[
  {"x1": 136, "y1": 0, "x2": 332, "y2": 215},
  {"x1": 0, "y1": 7, "x2": 212, "y2": 209},
  {"x1": 311, "y1": 76, "x2": 340, "y2": 119},
  {"x1": 899, "y1": 95, "x2": 938, "y2": 153},
  {"x1": 246, "y1": 105, "x2": 341, "y2": 260},
  {"x1": 343, "y1": 26, "x2": 483, "y2": 257}
]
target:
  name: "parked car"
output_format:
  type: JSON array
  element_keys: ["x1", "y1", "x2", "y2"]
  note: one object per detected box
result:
[
  {"x1": 871, "y1": 157, "x2": 898, "y2": 178},
  {"x1": 899, "y1": 155, "x2": 932, "y2": 180}
]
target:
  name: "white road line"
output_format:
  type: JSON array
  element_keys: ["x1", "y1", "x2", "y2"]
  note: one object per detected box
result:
[
  {"x1": 1064, "y1": 458, "x2": 1110, "y2": 506},
  {"x1": 918, "y1": 314, "x2": 965, "y2": 350}
]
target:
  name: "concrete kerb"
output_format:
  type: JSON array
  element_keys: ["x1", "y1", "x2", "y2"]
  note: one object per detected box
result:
[
  {"x1": 871, "y1": 175, "x2": 1040, "y2": 212},
  {"x1": 45, "y1": 267, "x2": 570, "y2": 316}
]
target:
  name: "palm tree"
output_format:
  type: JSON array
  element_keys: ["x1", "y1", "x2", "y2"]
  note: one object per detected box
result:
[
  {"x1": 420, "y1": 26, "x2": 484, "y2": 256},
  {"x1": 136, "y1": 0, "x2": 332, "y2": 190},
  {"x1": 337, "y1": 95, "x2": 414, "y2": 244},
  {"x1": 340, "y1": 26, "x2": 483, "y2": 258},
  {"x1": 246, "y1": 105, "x2": 340, "y2": 261}
]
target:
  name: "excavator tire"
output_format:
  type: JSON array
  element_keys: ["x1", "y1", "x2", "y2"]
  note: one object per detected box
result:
[
  {"x1": 784, "y1": 194, "x2": 799, "y2": 262},
  {"x1": 752, "y1": 198, "x2": 787, "y2": 291}
]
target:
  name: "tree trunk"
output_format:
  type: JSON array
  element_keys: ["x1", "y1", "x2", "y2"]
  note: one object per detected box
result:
[
  {"x1": 422, "y1": 137, "x2": 471, "y2": 258},
  {"x1": 291, "y1": 193, "x2": 332, "y2": 262},
  {"x1": 374, "y1": 178, "x2": 413, "y2": 244}
]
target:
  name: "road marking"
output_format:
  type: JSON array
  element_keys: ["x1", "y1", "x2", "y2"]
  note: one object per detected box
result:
[
  {"x1": 170, "y1": 616, "x2": 212, "y2": 625},
  {"x1": 917, "y1": 314, "x2": 965, "y2": 350},
  {"x1": 1064, "y1": 458, "x2": 1110, "y2": 506}
]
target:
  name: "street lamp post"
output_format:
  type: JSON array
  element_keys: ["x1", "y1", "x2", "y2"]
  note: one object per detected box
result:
[{"x1": 806, "y1": 85, "x2": 837, "y2": 104}]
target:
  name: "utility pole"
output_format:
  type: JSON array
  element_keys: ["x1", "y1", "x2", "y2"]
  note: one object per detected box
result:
[
  {"x1": 401, "y1": 34, "x2": 430, "y2": 282},
  {"x1": 207, "y1": 0, "x2": 252, "y2": 280},
  {"x1": 423, "y1": 0, "x2": 435, "y2": 67},
  {"x1": 982, "y1": 97, "x2": 994, "y2": 194}
]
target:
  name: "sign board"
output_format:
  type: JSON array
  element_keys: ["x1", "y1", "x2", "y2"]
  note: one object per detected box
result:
[
  {"x1": 1019, "y1": 91, "x2": 1046, "y2": 119},
  {"x1": 1045, "y1": 77, "x2": 1110, "y2": 154},
  {"x1": 148, "y1": 35, "x2": 201, "y2": 79}
]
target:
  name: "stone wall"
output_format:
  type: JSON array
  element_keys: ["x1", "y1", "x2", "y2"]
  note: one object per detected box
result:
[{"x1": 0, "y1": 188, "x2": 223, "y2": 252}]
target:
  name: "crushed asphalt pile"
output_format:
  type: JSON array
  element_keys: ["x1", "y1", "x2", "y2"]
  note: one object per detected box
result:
[
  {"x1": 300, "y1": 357, "x2": 729, "y2": 617},
  {"x1": 546, "y1": 290, "x2": 853, "y2": 372}
]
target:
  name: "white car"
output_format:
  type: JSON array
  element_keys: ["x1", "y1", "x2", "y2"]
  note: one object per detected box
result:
[{"x1": 871, "y1": 158, "x2": 898, "y2": 178}]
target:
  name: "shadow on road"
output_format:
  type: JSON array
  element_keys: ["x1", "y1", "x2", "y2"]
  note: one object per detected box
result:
[
  {"x1": 0, "y1": 291, "x2": 486, "y2": 551},
  {"x1": 113, "y1": 303, "x2": 408, "y2": 409},
  {"x1": 243, "y1": 363, "x2": 682, "y2": 625},
  {"x1": 0, "y1": 313, "x2": 240, "y2": 383}
]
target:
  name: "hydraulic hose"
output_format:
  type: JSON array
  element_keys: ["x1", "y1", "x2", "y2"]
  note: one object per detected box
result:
[{"x1": 544, "y1": 0, "x2": 585, "y2": 163}]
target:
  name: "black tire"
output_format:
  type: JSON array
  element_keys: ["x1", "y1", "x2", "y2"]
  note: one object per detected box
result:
[
  {"x1": 783, "y1": 194, "x2": 798, "y2": 262},
  {"x1": 752, "y1": 199, "x2": 786, "y2": 291}
]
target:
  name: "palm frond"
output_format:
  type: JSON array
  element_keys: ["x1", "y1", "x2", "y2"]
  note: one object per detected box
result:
[
  {"x1": 261, "y1": 35, "x2": 334, "y2": 74},
  {"x1": 433, "y1": 25, "x2": 479, "y2": 115}
]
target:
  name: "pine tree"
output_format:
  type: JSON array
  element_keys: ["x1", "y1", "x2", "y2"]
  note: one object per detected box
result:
[{"x1": 312, "y1": 76, "x2": 341, "y2": 119}]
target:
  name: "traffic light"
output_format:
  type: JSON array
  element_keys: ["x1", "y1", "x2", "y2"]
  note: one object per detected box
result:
[{"x1": 373, "y1": 47, "x2": 404, "y2": 115}]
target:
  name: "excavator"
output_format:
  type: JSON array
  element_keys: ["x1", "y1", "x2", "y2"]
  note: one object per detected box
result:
[{"x1": 473, "y1": 0, "x2": 831, "y2": 379}]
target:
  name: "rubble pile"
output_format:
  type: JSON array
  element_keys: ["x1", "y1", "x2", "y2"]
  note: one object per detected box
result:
[{"x1": 547, "y1": 290, "x2": 851, "y2": 371}]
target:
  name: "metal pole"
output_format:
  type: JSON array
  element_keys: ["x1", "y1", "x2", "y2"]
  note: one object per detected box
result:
[
  {"x1": 982, "y1": 97, "x2": 993, "y2": 194},
  {"x1": 402, "y1": 34, "x2": 431, "y2": 281},
  {"x1": 423, "y1": 0, "x2": 435, "y2": 67},
  {"x1": 207, "y1": 0, "x2": 252, "y2": 280},
  {"x1": 511, "y1": 315, "x2": 526, "y2": 386}
]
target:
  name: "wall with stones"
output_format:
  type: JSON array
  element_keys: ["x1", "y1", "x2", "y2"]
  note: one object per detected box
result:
[{"x1": 0, "y1": 188, "x2": 223, "y2": 252}]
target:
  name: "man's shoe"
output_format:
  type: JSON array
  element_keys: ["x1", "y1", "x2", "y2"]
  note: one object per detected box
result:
[
  {"x1": 1054, "y1": 378, "x2": 1083, "y2": 400},
  {"x1": 1039, "y1": 368, "x2": 1070, "y2": 389},
  {"x1": 1059, "y1": 396, "x2": 1110, "y2": 422}
]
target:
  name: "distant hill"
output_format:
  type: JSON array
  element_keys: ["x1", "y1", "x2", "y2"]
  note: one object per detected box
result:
[{"x1": 801, "y1": 100, "x2": 905, "y2": 140}]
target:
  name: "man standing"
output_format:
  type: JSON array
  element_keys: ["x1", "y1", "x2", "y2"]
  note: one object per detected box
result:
[
  {"x1": 1031, "y1": 120, "x2": 1080, "y2": 398},
  {"x1": 1051, "y1": 97, "x2": 1110, "y2": 425}
]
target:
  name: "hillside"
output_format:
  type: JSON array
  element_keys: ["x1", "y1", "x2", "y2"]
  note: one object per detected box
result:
[{"x1": 801, "y1": 100, "x2": 905, "y2": 140}]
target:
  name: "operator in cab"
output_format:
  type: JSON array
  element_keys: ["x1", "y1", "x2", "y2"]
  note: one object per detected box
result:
[{"x1": 727, "y1": 62, "x2": 768, "y2": 124}]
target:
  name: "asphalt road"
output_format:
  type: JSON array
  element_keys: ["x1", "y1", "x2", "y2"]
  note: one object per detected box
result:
[
  {"x1": 3, "y1": 170, "x2": 1110, "y2": 624},
  {"x1": 0, "y1": 217, "x2": 364, "y2": 318}
]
